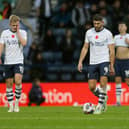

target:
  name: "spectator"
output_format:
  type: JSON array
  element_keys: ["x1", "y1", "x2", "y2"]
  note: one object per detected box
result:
[
  {"x1": 99, "y1": 8, "x2": 113, "y2": 30},
  {"x1": 35, "y1": 0, "x2": 53, "y2": 37},
  {"x1": 12, "y1": 0, "x2": 32, "y2": 17},
  {"x1": 81, "y1": 21, "x2": 92, "y2": 43},
  {"x1": 98, "y1": 0, "x2": 110, "y2": 10},
  {"x1": 27, "y1": 42, "x2": 40, "y2": 63},
  {"x1": 28, "y1": 78, "x2": 45, "y2": 106},
  {"x1": 59, "y1": 29, "x2": 76, "y2": 64},
  {"x1": 2, "y1": 0, "x2": 12, "y2": 19},
  {"x1": 110, "y1": 0, "x2": 124, "y2": 34},
  {"x1": 98, "y1": 0, "x2": 112, "y2": 16},
  {"x1": 52, "y1": 2, "x2": 72, "y2": 28},
  {"x1": 72, "y1": 1, "x2": 90, "y2": 39},
  {"x1": 90, "y1": 3, "x2": 98, "y2": 16},
  {"x1": 43, "y1": 29, "x2": 58, "y2": 51},
  {"x1": 123, "y1": 11, "x2": 129, "y2": 33},
  {"x1": 72, "y1": 1, "x2": 90, "y2": 27},
  {"x1": 30, "y1": 52, "x2": 45, "y2": 80}
]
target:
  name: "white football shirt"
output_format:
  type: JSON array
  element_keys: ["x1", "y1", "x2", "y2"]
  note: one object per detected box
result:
[
  {"x1": 85, "y1": 27, "x2": 114, "y2": 64},
  {"x1": 0, "y1": 29, "x2": 27, "y2": 64},
  {"x1": 114, "y1": 34, "x2": 129, "y2": 47}
]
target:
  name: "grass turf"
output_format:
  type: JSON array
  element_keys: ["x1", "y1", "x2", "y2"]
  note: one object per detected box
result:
[{"x1": 0, "y1": 106, "x2": 129, "y2": 129}]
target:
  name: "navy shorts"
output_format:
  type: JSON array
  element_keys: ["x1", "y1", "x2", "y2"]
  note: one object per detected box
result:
[
  {"x1": 3, "y1": 64, "x2": 24, "y2": 79},
  {"x1": 88, "y1": 62, "x2": 110, "y2": 80},
  {"x1": 115, "y1": 59, "x2": 129, "y2": 79}
]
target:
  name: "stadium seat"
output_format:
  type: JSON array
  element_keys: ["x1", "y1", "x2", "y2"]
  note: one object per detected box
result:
[
  {"x1": 42, "y1": 52, "x2": 54, "y2": 63},
  {"x1": 46, "y1": 73, "x2": 59, "y2": 81},
  {"x1": 47, "y1": 65, "x2": 60, "y2": 73},
  {"x1": 61, "y1": 65, "x2": 77, "y2": 73},
  {"x1": 60, "y1": 73, "x2": 72, "y2": 81},
  {"x1": 52, "y1": 28, "x2": 66, "y2": 36},
  {"x1": 74, "y1": 73, "x2": 86, "y2": 81},
  {"x1": 73, "y1": 50, "x2": 80, "y2": 63},
  {"x1": 75, "y1": 40, "x2": 82, "y2": 48},
  {"x1": 53, "y1": 52, "x2": 62, "y2": 61}
]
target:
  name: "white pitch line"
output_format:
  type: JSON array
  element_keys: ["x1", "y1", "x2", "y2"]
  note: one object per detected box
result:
[{"x1": 0, "y1": 117, "x2": 129, "y2": 120}]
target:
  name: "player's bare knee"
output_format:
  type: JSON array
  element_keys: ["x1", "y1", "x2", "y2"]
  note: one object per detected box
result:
[
  {"x1": 100, "y1": 82, "x2": 107, "y2": 87},
  {"x1": 100, "y1": 78, "x2": 107, "y2": 88},
  {"x1": 89, "y1": 85, "x2": 96, "y2": 92},
  {"x1": 126, "y1": 81, "x2": 129, "y2": 87},
  {"x1": 6, "y1": 83, "x2": 13, "y2": 88},
  {"x1": 6, "y1": 79, "x2": 13, "y2": 88},
  {"x1": 15, "y1": 80, "x2": 22, "y2": 86},
  {"x1": 115, "y1": 77, "x2": 121, "y2": 84},
  {"x1": 100, "y1": 78, "x2": 107, "y2": 87},
  {"x1": 88, "y1": 80, "x2": 96, "y2": 92},
  {"x1": 125, "y1": 79, "x2": 129, "y2": 87}
]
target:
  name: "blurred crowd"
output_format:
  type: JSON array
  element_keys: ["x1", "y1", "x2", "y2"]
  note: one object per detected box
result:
[{"x1": 0, "y1": 0, "x2": 129, "y2": 82}]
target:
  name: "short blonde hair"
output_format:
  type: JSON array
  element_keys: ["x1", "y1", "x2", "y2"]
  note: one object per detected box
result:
[{"x1": 9, "y1": 15, "x2": 20, "y2": 24}]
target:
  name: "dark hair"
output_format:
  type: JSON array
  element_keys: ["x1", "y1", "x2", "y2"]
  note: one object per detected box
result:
[
  {"x1": 118, "y1": 21, "x2": 127, "y2": 26},
  {"x1": 33, "y1": 78, "x2": 40, "y2": 83},
  {"x1": 93, "y1": 14, "x2": 103, "y2": 21}
]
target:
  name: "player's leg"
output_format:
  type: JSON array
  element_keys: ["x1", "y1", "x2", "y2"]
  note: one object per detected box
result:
[
  {"x1": 88, "y1": 79, "x2": 98, "y2": 95},
  {"x1": 94, "y1": 76, "x2": 108, "y2": 114},
  {"x1": 14, "y1": 64, "x2": 24, "y2": 112},
  {"x1": 94, "y1": 62, "x2": 109, "y2": 114},
  {"x1": 115, "y1": 77, "x2": 122, "y2": 106},
  {"x1": 88, "y1": 65, "x2": 100, "y2": 97},
  {"x1": 123, "y1": 59, "x2": 129, "y2": 87},
  {"x1": 125, "y1": 78, "x2": 129, "y2": 86},
  {"x1": 115, "y1": 59, "x2": 122, "y2": 106},
  {"x1": 88, "y1": 65, "x2": 103, "y2": 114},
  {"x1": 14, "y1": 73, "x2": 23, "y2": 112},
  {"x1": 99, "y1": 76, "x2": 108, "y2": 111},
  {"x1": 6, "y1": 78, "x2": 14, "y2": 112},
  {"x1": 4, "y1": 65, "x2": 14, "y2": 112}
]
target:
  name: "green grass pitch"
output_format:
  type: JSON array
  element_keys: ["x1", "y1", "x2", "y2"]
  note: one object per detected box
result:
[{"x1": 0, "y1": 106, "x2": 129, "y2": 129}]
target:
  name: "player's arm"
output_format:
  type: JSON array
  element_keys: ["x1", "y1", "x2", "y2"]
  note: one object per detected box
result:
[
  {"x1": 0, "y1": 43, "x2": 4, "y2": 64},
  {"x1": 125, "y1": 38, "x2": 129, "y2": 45},
  {"x1": 17, "y1": 23, "x2": 27, "y2": 46},
  {"x1": 78, "y1": 43, "x2": 89, "y2": 72},
  {"x1": 0, "y1": 32, "x2": 5, "y2": 64},
  {"x1": 108, "y1": 44, "x2": 115, "y2": 75},
  {"x1": 0, "y1": 43, "x2": 4, "y2": 56}
]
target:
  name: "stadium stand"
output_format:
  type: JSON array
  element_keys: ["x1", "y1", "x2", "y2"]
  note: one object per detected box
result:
[{"x1": 0, "y1": 0, "x2": 129, "y2": 82}]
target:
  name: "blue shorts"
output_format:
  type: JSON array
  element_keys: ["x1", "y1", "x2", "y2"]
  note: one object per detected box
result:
[
  {"x1": 3, "y1": 64, "x2": 24, "y2": 79},
  {"x1": 115, "y1": 59, "x2": 129, "y2": 79},
  {"x1": 88, "y1": 62, "x2": 110, "y2": 80}
]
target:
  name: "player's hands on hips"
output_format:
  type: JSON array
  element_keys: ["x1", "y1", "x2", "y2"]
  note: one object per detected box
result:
[
  {"x1": 78, "y1": 62, "x2": 83, "y2": 72},
  {"x1": 110, "y1": 64, "x2": 115, "y2": 75}
]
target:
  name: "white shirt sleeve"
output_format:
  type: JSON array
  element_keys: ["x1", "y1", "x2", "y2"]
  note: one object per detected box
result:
[
  {"x1": 21, "y1": 30, "x2": 27, "y2": 41},
  {"x1": 0, "y1": 32, "x2": 5, "y2": 44},
  {"x1": 107, "y1": 31, "x2": 114, "y2": 45},
  {"x1": 84, "y1": 31, "x2": 89, "y2": 43},
  {"x1": 126, "y1": 34, "x2": 129, "y2": 39},
  {"x1": 114, "y1": 36, "x2": 116, "y2": 45}
]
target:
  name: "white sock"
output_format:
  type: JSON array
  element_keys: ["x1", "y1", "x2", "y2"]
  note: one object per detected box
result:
[
  {"x1": 116, "y1": 84, "x2": 121, "y2": 104},
  {"x1": 15, "y1": 84, "x2": 22, "y2": 103},
  {"x1": 99, "y1": 86, "x2": 107, "y2": 94},
  {"x1": 98, "y1": 86, "x2": 107, "y2": 105},
  {"x1": 6, "y1": 88, "x2": 13, "y2": 106},
  {"x1": 93, "y1": 87, "x2": 100, "y2": 97}
]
